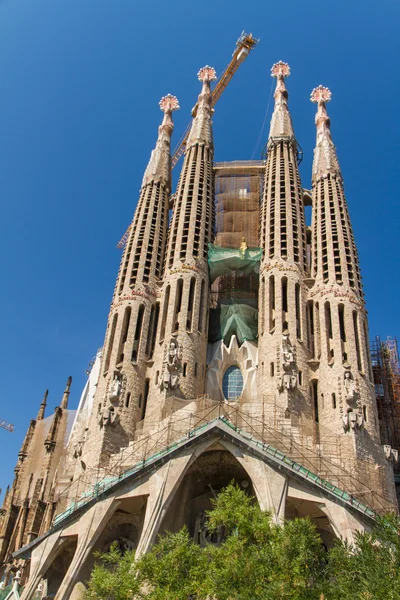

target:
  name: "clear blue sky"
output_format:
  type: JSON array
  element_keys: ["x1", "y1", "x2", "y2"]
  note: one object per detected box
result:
[{"x1": 0, "y1": 0, "x2": 399, "y2": 494}]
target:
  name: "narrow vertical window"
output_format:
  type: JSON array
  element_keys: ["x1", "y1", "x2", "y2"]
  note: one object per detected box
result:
[
  {"x1": 338, "y1": 304, "x2": 346, "y2": 363},
  {"x1": 117, "y1": 306, "x2": 131, "y2": 364},
  {"x1": 151, "y1": 302, "x2": 160, "y2": 358},
  {"x1": 298, "y1": 370, "x2": 302, "y2": 386},
  {"x1": 125, "y1": 392, "x2": 131, "y2": 408},
  {"x1": 324, "y1": 302, "x2": 333, "y2": 362},
  {"x1": 198, "y1": 279, "x2": 206, "y2": 333},
  {"x1": 141, "y1": 379, "x2": 150, "y2": 420},
  {"x1": 307, "y1": 300, "x2": 315, "y2": 358},
  {"x1": 295, "y1": 283, "x2": 301, "y2": 339},
  {"x1": 194, "y1": 363, "x2": 198, "y2": 377},
  {"x1": 104, "y1": 313, "x2": 118, "y2": 374},
  {"x1": 183, "y1": 363, "x2": 187, "y2": 377},
  {"x1": 172, "y1": 279, "x2": 183, "y2": 333},
  {"x1": 363, "y1": 405, "x2": 367, "y2": 421},
  {"x1": 270, "y1": 362, "x2": 274, "y2": 377},
  {"x1": 160, "y1": 286, "x2": 170, "y2": 343},
  {"x1": 332, "y1": 393, "x2": 336, "y2": 409},
  {"x1": 315, "y1": 302, "x2": 321, "y2": 359},
  {"x1": 312, "y1": 380, "x2": 319, "y2": 423},
  {"x1": 131, "y1": 304, "x2": 145, "y2": 363},
  {"x1": 338, "y1": 304, "x2": 346, "y2": 342},
  {"x1": 186, "y1": 277, "x2": 196, "y2": 331},
  {"x1": 269, "y1": 275, "x2": 275, "y2": 332},
  {"x1": 353, "y1": 311, "x2": 362, "y2": 371}
]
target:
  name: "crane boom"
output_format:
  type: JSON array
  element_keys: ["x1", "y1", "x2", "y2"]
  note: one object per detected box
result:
[
  {"x1": 117, "y1": 31, "x2": 258, "y2": 250},
  {"x1": 171, "y1": 32, "x2": 258, "y2": 169},
  {"x1": 0, "y1": 420, "x2": 14, "y2": 432}
]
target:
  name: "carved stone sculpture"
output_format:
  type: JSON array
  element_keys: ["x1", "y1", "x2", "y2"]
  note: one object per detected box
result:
[
  {"x1": 343, "y1": 368, "x2": 357, "y2": 404},
  {"x1": 98, "y1": 406, "x2": 118, "y2": 428},
  {"x1": 277, "y1": 333, "x2": 298, "y2": 392},
  {"x1": 342, "y1": 409, "x2": 363, "y2": 432},
  {"x1": 109, "y1": 374, "x2": 122, "y2": 402},
  {"x1": 160, "y1": 339, "x2": 182, "y2": 391}
]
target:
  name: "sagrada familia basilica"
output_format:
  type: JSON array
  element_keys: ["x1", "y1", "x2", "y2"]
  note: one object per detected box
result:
[{"x1": 0, "y1": 55, "x2": 398, "y2": 599}]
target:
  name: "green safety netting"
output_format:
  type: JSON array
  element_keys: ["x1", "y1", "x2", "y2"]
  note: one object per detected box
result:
[
  {"x1": 0, "y1": 587, "x2": 12, "y2": 600},
  {"x1": 208, "y1": 303, "x2": 258, "y2": 346},
  {"x1": 208, "y1": 243, "x2": 262, "y2": 284}
]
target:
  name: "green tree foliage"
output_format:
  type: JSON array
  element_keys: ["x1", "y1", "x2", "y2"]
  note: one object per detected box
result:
[{"x1": 84, "y1": 483, "x2": 400, "y2": 600}]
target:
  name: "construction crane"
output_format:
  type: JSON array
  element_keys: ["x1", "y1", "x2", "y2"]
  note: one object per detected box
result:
[
  {"x1": 0, "y1": 419, "x2": 14, "y2": 433},
  {"x1": 117, "y1": 31, "x2": 258, "y2": 250}
]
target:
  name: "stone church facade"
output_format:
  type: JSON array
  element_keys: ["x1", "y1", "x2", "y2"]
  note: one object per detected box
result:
[{"x1": 0, "y1": 62, "x2": 397, "y2": 599}]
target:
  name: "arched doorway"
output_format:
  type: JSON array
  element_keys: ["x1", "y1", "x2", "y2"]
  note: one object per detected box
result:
[
  {"x1": 285, "y1": 498, "x2": 337, "y2": 548},
  {"x1": 159, "y1": 449, "x2": 254, "y2": 543},
  {"x1": 43, "y1": 536, "x2": 77, "y2": 598}
]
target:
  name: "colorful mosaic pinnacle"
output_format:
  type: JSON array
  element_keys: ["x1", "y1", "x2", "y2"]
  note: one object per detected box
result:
[
  {"x1": 159, "y1": 94, "x2": 180, "y2": 113},
  {"x1": 310, "y1": 85, "x2": 332, "y2": 104},
  {"x1": 271, "y1": 61, "x2": 290, "y2": 78},
  {"x1": 197, "y1": 65, "x2": 217, "y2": 83}
]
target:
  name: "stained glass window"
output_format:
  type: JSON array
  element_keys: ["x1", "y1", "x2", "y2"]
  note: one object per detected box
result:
[{"x1": 222, "y1": 365, "x2": 244, "y2": 400}]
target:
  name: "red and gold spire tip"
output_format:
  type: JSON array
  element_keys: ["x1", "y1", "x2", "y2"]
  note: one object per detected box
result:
[
  {"x1": 271, "y1": 61, "x2": 290, "y2": 78},
  {"x1": 310, "y1": 85, "x2": 332, "y2": 104},
  {"x1": 159, "y1": 94, "x2": 180, "y2": 112},
  {"x1": 197, "y1": 66, "x2": 217, "y2": 83}
]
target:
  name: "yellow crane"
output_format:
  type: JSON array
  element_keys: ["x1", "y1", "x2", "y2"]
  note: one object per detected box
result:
[
  {"x1": 117, "y1": 31, "x2": 258, "y2": 250},
  {"x1": 0, "y1": 419, "x2": 14, "y2": 433}
]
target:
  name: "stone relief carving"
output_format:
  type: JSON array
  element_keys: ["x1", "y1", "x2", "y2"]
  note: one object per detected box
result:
[
  {"x1": 98, "y1": 406, "x2": 119, "y2": 428},
  {"x1": 160, "y1": 339, "x2": 182, "y2": 391},
  {"x1": 342, "y1": 409, "x2": 363, "y2": 432},
  {"x1": 109, "y1": 374, "x2": 122, "y2": 403},
  {"x1": 343, "y1": 369, "x2": 357, "y2": 405},
  {"x1": 277, "y1": 333, "x2": 298, "y2": 392},
  {"x1": 383, "y1": 445, "x2": 399, "y2": 462}
]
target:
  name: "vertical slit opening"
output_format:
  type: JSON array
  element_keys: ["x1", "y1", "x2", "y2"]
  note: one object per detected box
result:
[{"x1": 131, "y1": 304, "x2": 145, "y2": 363}]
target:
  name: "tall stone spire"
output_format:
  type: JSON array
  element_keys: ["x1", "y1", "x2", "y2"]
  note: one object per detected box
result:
[
  {"x1": 147, "y1": 66, "x2": 217, "y2": 410},
  {"x1": 36, "y1": 390, "x2": 48, "y2": 421},
  {"x1": 116, "y1": 94, "x2": 179, "y2": 296},
  {"x1": 142, "y1": 94, "x2": 179, "y2": 189},
  {"x1": 80, "y1": 95, "x2": 179, "y2": 471},
  {"x1": 60, "y1": 376, "x2": 72, "y2": 410},
  {"x1": 259, "y1": 62, "x2": 309, "y2": 417},
  {"x1": 186, "y1": 65, "x2": 215, "y2": 147},
  {"x1": 268, "y1": 61, "x2": 294, "y2": 139},
  {"x1": 310, "y1": 86, "x2": 362, "y2": 294},
  {"x1": 260, "y1": 62, "x2": 306, "y2": 266},
  {"x1": 310, "y1": 86, "x2": 341, "y2": 182},
  {"x1": 309, "y1": 86, "x2": 377, "y2": 443}
]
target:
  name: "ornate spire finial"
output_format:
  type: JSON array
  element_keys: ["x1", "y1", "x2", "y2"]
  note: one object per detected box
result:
[
  {"x1": 186, "y1": 66, "x2": 217, "y2": 149},
  {"x1": 197, "y1": 66, "x2": 217, "y2": 83},
  {"x1": 36, "y1": 389, "x2": 48, "y2": 421},
  {"x1": 311, "y1": 85, "x2": 341, "y2": 181},
  {"x1": 268, "y1": 61, "x2": 294, "y2": 139},
  {"x1": 142, "y1": 95, "x2": 179, "y2": 189},
  {"x1": 271, "y1": 61, "x2": 290, "y2": 79},
  {"x1": 159, "y1": 94, "x2": 180, "y2": 113},
  {"x1": 310, "y1": 85, "x2": 332, "y2": 104}
]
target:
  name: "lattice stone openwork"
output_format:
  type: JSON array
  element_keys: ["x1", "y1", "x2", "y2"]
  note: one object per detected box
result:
[
  {"x1": 198, "y1": 65, "x2": 217, "y2": 82},
  {"x1": 159, "y1": 94, "x2": 180, "y2": 112},
  {"x1": 271, "y1": 61, "x2": 291, "y2": 78},
  {"x1": 310, "y1": 85, "x2": 332, "y2": 104}
]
